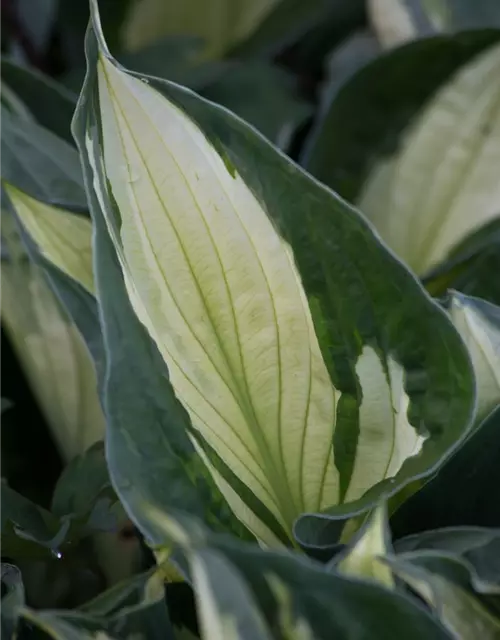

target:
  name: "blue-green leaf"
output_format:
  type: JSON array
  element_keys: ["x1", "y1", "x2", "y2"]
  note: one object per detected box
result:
[
  {"x1": 1, "y1": 59, "x2": 77, "y2": 143},
  {"x1": 1, "y1": 563, "x2": 24, "y2": 640},
  {"x1": 138, "y1": 505, "x2": 452, "y2": 640},
  {"x1": 385, "y1": 552, "x2": 500, "y2": 639}
]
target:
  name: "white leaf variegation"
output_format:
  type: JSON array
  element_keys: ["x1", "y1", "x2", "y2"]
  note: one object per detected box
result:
[
  {"x1": 346, "y1": 347, "x2": 423, "y2": 503},
  {"x1": 368, "y1": 0, "x2": 417, "y2": 49},
  {"x1": 4, "y1": 184, "x2": 95, "y2": 294},
  {"x1": 143, "y1": 505, "x2": 272, "y2": 640},
  {"x1": 266, "y1": 575, "x2": 315, "y2": 640},
  {"x1": 450, "y1": 292, "x2": 500, "y2": 424},
  {"x1": 88, "y1": 40, "x2": 423, "y2": 543},
  {"x1": 191, "y1": 553, "x2": 272, "y2": 640},
  {"x1": 368, "y1": 0, "x2": 454, "y2": 49},
  {"x1": 358, "y1": 43, "x2": 500, "y2": 276},
  {"x1": 1, "y1": 212, "x2": 104, "y2": 461},
  {"x1": 2, "y1": 204, "x2": 140, "y2": 585},
  {"x1": 336, "y1": 504, "x2": 394, "y2": 588},
  {"x1": 387, "y1": 557, "x2": 500, "y2": 640},
  {"x1": 95, "y1": 53, "x2": 339, "y2": 539}
]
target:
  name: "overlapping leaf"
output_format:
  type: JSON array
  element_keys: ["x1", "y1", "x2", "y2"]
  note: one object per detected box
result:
[
  {"x1": 385, "y1": 553, "x2": 500, "y2": 639},
  {"x1": 449, "y1": 293, "x2": 500, "y2": 423},
  {"x1": 2, "y1": 484, "x2": 84, "y2": 562},
  {"x1": 423, "y1": 218, "x2": 500, "y2": 305},
  {"x1": 0, "y1": 210, "x2": 104, "y2": 461},
  {"x1": 334, "y1": 505, "x2": 394, "y2": 587},
  {"x1": 21, "y1": 568, "x2": 176, "y2": 639},
  {"x1": 302, "y1": 30, "x2": 498, "y2": 205},
  {"x1": 5, "y1": 185, "x2": 94, "y2": 294},
  {"x1": 357, "y1": 42, "x2": 500, "y2": 275},
  {"x1": 395, "y1": 526, "x2": 500, "y2": 591},
  {"x1": 138, "y1": 505, "x2": 451, "y2": 640}
]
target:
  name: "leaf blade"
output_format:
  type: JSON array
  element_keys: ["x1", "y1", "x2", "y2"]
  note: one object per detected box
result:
[
  {"x1": 5, "y1": 185, "x2": 95, "y2": 294},
  {"x1": 76, "y1": 1, "x2": 476, "y2": 546},
  {"x1": 450, "y1": 293, "x2": 500, "y2": 424},
  {"x1": 358, "y1": 42, "x2": 500, "y2": 275}
]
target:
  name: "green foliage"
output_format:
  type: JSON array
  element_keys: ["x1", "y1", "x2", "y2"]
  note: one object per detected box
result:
[
  {"x1": 1, "y1": 0, "x2": 500, "y2": 637},
  {"x1": 368, "y1": 0, "x2": 500, "y2": 48},
  {"x1": 1, "y1": 563, "x2": 24, "y2": 638}
]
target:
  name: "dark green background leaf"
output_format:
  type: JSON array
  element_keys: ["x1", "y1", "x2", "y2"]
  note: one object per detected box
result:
[
  {"x1": 385, "y1": 552, "x2": 500, "y2": 638},
  {"x1": 1, "y1": 106, "x2": 85, "y2": 207},
  {"x1": 51, "y1": 442, "x2": 112, "y2": 518},
  {"x1": 233, "y1": 0, "x2": 365, "y2": 67},
  {"x1": 1, "y1": 59, "x2": 77, "y2": 143},
  {"x1": 395, "y1": 526, "x2": 500, "y2": 590},
  {"x1": 1, "y1": 484, "x2": 68, "y2": 561},
  {"x1": 79, "y1": 569, "x2": 175, "y2": 639},
  {"x1": 424, "y1": 220, "x2": 500, "y2": 305},
  {"x1": 1, "y1": 563, "x2": 24, "y2": 639},
  {"x1": 20, "y1": 569, "x2": 175, "y2": 639},
  {"x1": 200, "y1": 62, "x2": 312, "y2": 149},
  {"x1": 392, "y1": 405, "x2": 500, "y2": 538},
  {"x1": 51, "y1": 442, "x2": 123, "y2": 536}
]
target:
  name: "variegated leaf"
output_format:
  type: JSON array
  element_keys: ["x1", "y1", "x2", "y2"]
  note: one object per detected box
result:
[
  {"x1": 5, "y1": 184, "x2": 94, "y2": 295},
  {"x1": 73, "y1": 0, "x2": 474, "y2": 546},
  {"x1": 138, "y1": 504, "x2": 452, "y2": 640},
  {"x1": 1, "y1": 211, "x2": 103, "y2": 461},
  {"x1": 450, "y1": 292, "x2": 500, "y2": 424},
  {"x1": 335, "y1": 504, "x2": 394, "y2": 588},
  {"x1": 358, "y1": 43, "x2": 500, "y2": 276}
]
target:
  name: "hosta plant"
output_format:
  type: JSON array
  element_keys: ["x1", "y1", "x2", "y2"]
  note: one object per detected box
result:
[{"x1": 1, "y1": 0, "x2": 500, "y2": 637}]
